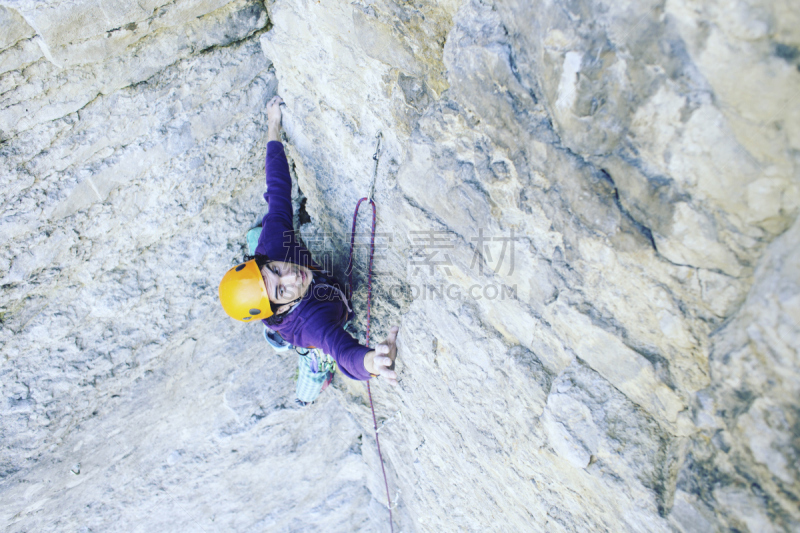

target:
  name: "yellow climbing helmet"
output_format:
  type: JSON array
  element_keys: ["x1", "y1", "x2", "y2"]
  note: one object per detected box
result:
[{"x1": 218, "y1": 259, "x2": 274, "y2": 322}]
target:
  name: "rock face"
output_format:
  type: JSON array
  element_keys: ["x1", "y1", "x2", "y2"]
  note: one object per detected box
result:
[{"x1": 1, "y1": 0, "x2": 797, "y2": 531}]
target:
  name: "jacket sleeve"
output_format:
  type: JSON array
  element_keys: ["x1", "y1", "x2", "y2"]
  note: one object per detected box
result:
[
  {"x1": 261, "y1": 141, "x2": 294, "y2": 236},
  {"x1": 301, "y1": 303, "x2": 372, "y2": 381}
]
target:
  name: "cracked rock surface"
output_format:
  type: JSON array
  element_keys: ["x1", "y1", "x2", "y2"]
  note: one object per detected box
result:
[{"x1": 1, "y1": 0, "x2": 798, "y2": 531}]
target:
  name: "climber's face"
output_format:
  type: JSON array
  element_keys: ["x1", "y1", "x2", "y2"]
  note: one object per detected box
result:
[{"x1": 260, "y1": 260, "x2": 312, "y2": 308}]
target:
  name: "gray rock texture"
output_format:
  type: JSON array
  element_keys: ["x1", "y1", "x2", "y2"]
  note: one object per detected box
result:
[{"x1": 1, "y1": 0, "x2": 798, "y2": 531}]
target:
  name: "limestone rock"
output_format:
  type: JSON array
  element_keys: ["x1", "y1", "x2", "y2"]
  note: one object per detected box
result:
[{"x1": 1, "y1": 0, "x2": 798, "y2": 531}]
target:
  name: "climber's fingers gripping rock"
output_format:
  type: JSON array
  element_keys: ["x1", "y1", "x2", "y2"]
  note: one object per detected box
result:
[
  {"x1": 372, "y1": 326, "x2": 400, "y2": 386},
  {"x1": 267, "y1": 96, "x2": 284, "y2": 142}
]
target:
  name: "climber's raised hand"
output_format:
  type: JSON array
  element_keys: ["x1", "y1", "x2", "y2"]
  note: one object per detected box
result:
[{"x1": 267, "y1": 95, "x2": 284, "y2": 142}]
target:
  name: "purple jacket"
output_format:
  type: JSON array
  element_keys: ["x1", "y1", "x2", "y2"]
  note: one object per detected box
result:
[{"x1": 257, "y1": 141, "x2": 371, "y2": 381}]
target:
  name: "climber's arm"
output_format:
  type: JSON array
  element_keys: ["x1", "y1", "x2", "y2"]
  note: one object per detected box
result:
[
  {"x1": 261, "y1": 96, "x2": 293, "y2": 235},
  {"x1": 298, "y1": 301, "x2": 399, "y2": 385}
]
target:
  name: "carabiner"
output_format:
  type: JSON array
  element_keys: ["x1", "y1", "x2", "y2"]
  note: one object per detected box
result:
[{"x1": 367, "y1": 131, "x2": 382, "y2": 203}]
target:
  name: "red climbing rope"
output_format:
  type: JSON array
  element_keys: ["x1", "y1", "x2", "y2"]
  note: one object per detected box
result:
[{"x1": 348, "y1": 196, "x2": 394, "y2": 533}]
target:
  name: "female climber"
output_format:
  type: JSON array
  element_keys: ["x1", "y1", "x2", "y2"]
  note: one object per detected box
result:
[{"x1": 218, "y1": 95, "x2": 399, "y2": 404}]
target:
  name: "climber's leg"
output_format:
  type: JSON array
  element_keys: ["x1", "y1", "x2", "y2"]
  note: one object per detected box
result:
[{"x1": 295, "y1": 349, "x2": 331, "y2": 405}]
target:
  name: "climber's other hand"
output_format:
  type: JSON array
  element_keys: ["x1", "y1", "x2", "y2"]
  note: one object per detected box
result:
[{"x1": 367, "y1": 326, "x2": 400, "y2": 386}]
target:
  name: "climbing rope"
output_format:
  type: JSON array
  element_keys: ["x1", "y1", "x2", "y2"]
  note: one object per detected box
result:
[{"x1": 347, "y1": 132, "x2": 394, "y2": 533}]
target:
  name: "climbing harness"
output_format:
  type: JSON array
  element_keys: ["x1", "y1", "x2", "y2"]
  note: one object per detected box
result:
[
  {"x1": 348, "y1": 131, "x2": 394, "y2": 532},
  {"x1": 308, "y1": 348, "x2": 337, "y2": 375}
]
